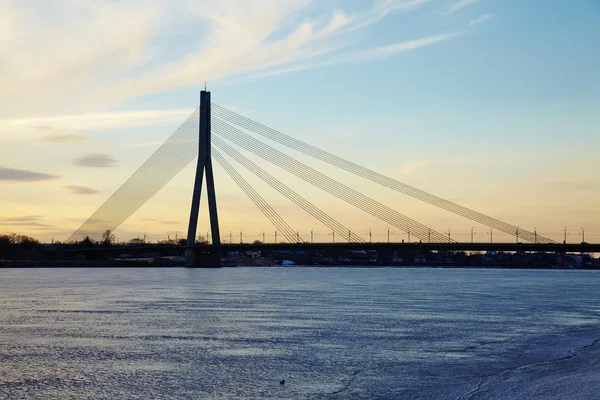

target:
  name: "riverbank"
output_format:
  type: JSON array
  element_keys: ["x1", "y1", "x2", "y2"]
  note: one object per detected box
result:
[{"x1": 1, "y1": 260, "x2": 599, "y2": 269}]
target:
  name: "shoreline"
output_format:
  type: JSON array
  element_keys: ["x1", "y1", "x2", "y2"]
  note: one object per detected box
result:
[{"x1": 1, "y1": 261, "x2": 599, "y2": 270}]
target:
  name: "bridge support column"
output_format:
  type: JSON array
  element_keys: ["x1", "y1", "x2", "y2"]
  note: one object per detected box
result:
[
  {"x1": 189, "y1": 248, "x2": 222, "y2": 267},
  {"x1": 186, "y1": 90, "x2": 221, "y2": 266}
]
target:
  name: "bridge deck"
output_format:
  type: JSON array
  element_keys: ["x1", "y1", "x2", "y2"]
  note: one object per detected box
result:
[{"x1": 69, "y1": 242, "x2": 600, "y2": 254}]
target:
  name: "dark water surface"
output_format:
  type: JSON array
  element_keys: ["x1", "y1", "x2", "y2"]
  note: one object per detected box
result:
[{"x1": 1, "y1": 267, "x2": 599, "y2": 399}]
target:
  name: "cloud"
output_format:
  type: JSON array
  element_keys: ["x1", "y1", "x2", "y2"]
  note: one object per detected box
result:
[
  {"x1": 31, "y1": 124, "x2": 83, "y2": 141},
  {"x1": 12, "y1": 109, "x2": 197, "y2": 131},
  {"x1": 335, "y1": 0, "x2": 431, "y2": 34},
  {"x1": 0, "y1": 0, "x2": 456, "y2": 119},
  {"x1": 124, "y1": 136, "x2": 197, "y2": 148},
  {"x1": 344, "y1": 33, "x2": 459, "y2": 61},
  {"x1": 0, "y1": 108, "x2": 197, "y2": 143},
  {"x1": 0, "y1": 0, "x2": 163, "y2": 117},
  {"x1": 537, "y1": 179, "x2": 598, "y2": 192},
  {"x1": 141, "y1": 218, "x2": 179, "y2": 225},
  {"x1": 239, "y1": 32, "x2": 459, "y2": 81},
  {"x1": 467, "y1": 13, "x2": 495, "y2": 27},
  {"x1": 73, "y1": 154, "x2": 117, "y2": 168},
  {"x1": 0, "y1": 166, "x2": 60, "y2": 182},
  {"x1": 0, "y1": 215, "x2": 43, "y2": 223},
  {"x1": 64, "y1": 184, "x2": 99, "y2": 195},
  {"x1": 400, "y1": 161, "x2": 430, "y2": 174},
  {"x1": 0, "y1": 215, "x2": 50, "y2": 228},
  {"x1": 41, "y1": 133, "x2": 88, "y2": 144},
  {"x1": 442, "y1": 0, "x2": 478, "y2": 15}
]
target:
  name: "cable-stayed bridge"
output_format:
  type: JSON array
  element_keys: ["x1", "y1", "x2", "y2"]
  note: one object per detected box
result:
[{"x1": 68, "y1": 91, "x2": 595, "y2": 265}]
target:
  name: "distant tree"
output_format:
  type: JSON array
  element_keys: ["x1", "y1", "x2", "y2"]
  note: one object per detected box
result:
[
  {"x1": 102, "y1": 230, "x2": 116, "y2": 245},
  {"x1": 252, "y1": 240, "x2": 263, "y2": 245},
  {"x1": 0, "y1": 234, "x2": 40, "y2": 256},
  {"x1": 0, "y1": 235, "x2": 11, "y2": 254},
  {"x1": 128, "y1": 238, "x2": 144, "y2": 244},
  {"x1": 18, "y1": 235, "x2": 40, "y2": 246},
  {"x1": 177, "y1": 238, "x2": 187, "y2": 246},
  {"x1": 81, "y1": 236, "x2": 95, "y2": 247}
]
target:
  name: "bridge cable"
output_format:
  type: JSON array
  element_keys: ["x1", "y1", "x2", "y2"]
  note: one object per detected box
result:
[
  {"x1": 69, "y1": 111, "x2": 199, "y2": 242},
  {"x1": 68, "y1": 108, "x2": 200, "y2": 242},
  {"x1": 212, "y1": 122, "x2": 447, "y2": 243},
  {"x1": 70, "y1": 111, "x2": 199, "y2": 241},
  {"x1": 212, "y1": 137, "x2": 364, "y2": 243},
  {"x1": 212, "y1": 103, "x2": 554, "y2": 244},
  {"x1": 98, "y1": 123, "x2": 198, "y2": 233},
  {"x1": 212, "y1": 149, "x2": 299, "y2": 243},
  {"x1": 214, "y1": 130, "x2": 444, "y2": 243},
  {"x1": 211, "y1": 119, "x2": 450, "y2": 243},
  {"x1": 211, "y1": 113, "x2": 449, "y2": 242}
]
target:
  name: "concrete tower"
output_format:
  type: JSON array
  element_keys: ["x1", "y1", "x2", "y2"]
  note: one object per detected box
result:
[{"x1": 186, "y1": 91, "x2": 221, "y2": 264}]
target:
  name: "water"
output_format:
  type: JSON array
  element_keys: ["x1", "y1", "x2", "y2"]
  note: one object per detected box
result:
[{"x1": 0, "y1": 267, "x2": 599, "y2": 399}]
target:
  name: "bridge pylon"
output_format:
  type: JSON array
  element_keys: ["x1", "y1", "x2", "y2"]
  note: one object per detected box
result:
[{"x1": 186, "y1": 90, "x2": 221, "y2": 265}]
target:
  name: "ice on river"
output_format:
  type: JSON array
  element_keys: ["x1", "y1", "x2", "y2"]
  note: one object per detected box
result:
[{"x1": 0, "y1": 267, "x2": 599, "y2": 399}]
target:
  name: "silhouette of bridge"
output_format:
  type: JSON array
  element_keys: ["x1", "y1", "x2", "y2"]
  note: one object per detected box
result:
[{"x1": 68, "y1": 91, "x2": 594, "y2": 265}]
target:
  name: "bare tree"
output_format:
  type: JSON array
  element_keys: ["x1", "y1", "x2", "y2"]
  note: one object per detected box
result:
[{"x1": 102, "y1": 230, "x2": 116, "y2": 245}]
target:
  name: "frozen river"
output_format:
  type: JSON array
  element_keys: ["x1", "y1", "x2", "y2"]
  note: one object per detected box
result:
[{"x1": 0, "y1": 267, "x2": 599, "y2": 399}]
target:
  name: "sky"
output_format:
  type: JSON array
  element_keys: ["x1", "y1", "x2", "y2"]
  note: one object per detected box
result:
[{"x1": 0, "y1": 0, "x2": 599, "y2": 244}]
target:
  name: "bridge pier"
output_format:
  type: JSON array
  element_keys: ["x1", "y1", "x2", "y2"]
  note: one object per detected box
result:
[{"x1": 185, "y1": 248, "x2": 222, "y2": 268}]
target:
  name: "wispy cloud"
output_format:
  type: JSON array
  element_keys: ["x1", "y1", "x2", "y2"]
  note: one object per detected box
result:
[
  {"x1": 64, "y1": 184, "x2": 99, "y2": 195},
  {"x1": 141, "y1": 218, "x2": 181, "y2": 225},
  {"x1": 110, "y1": 0, "x2": 434, "y2": 98},
  {"x1": 238, "y1": 32, "x2": 459, "y2": 82},
  {"x1": 73, "y1": 154, "x2": 117, "y2": 168},
  {"x1": 33, "y1": 125, "x2": 88, "y2": 144},
  {"x1": 124, "y1": 137, "x2": 196, "y2": 149},
  {"x1": 442, "y1": 0, "x2": 478, "y2": 15},
  {"x1": 141, "y1": 218, "x2": 179, "y2": 225},
  {"x1": 0, "y1": 108, "x2": 197, "y2": 144},
  {"x1": 537, "y1": 179, "x2": 598, "y2": 192},
  {"x1": 41, "y1": 133, "x2": 88, "y2": 144},
  {"x1": 0, "y1": 215, "x2": 43, "y2": 223},
  {"x1": 1, "y1": 109, "x2": 196, "y2": 133},
  {"x1": 0, "y1": 0, "x2": 456, "y2": 119},
  {"x1": 0, "y1": 215, "x2": 50, "y2": 228},
  {"x1": 400, "y1": 161, "x2": 430, "y2": 174},
  {"x1": 345, "y1": 33, "x2": 459, "y2": 61},
  {"x1": 0, "y1": 166, "x2": 60, "y2": 182},
  {"x1": 467, "y1": 13, "x2": 495, "y2": 27}
]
